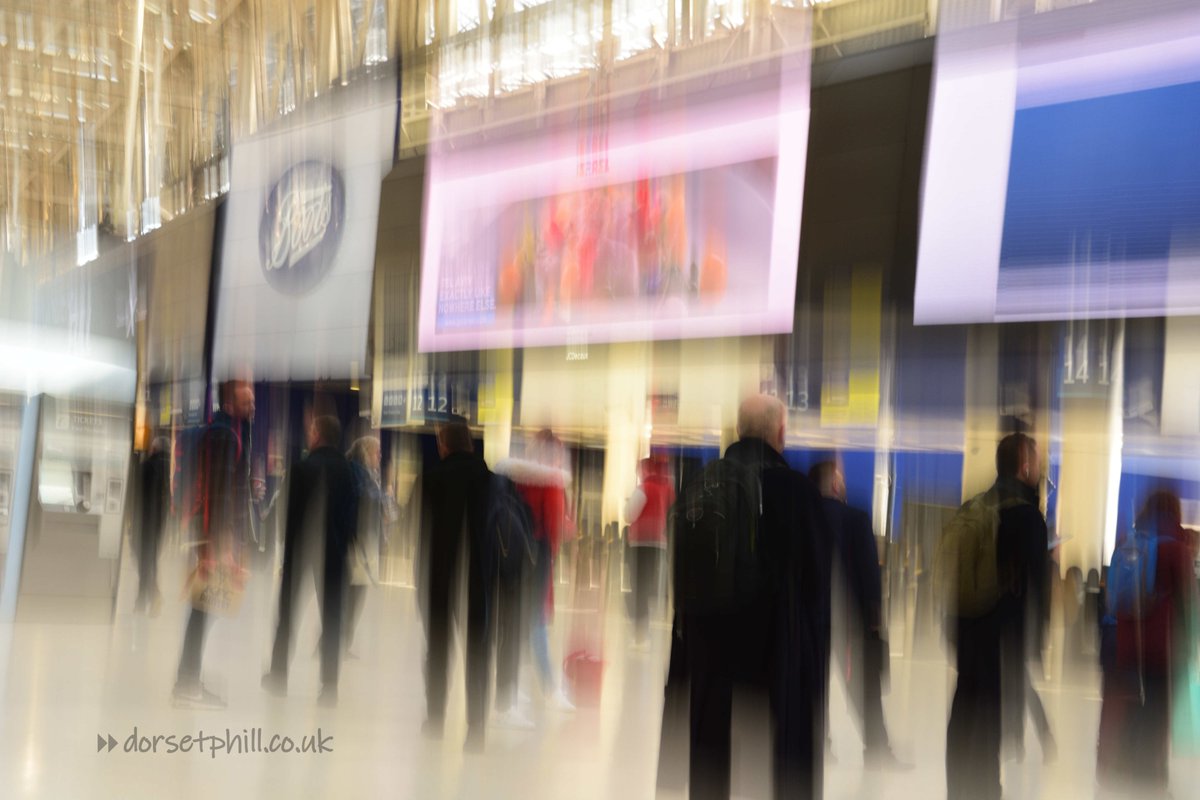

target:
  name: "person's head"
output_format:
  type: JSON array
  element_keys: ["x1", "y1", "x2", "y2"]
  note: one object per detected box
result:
[
  {"x1": 219, "y1": 380, "x2": 255, "y2": 420},
  {"x1": 809, "y1": 460, "x2": 846, "y2": 502},
  {"x1": 347, "y1": 436, "x2": 381, "y2": 471},
  {"x1": 1136, "y1": 490, "x2": 1182, "y2": 535},
  {"x1": 436, "y1": 415, "x2": 473, "y2": 459},
  {"x1": 737, "y1": 394, "x2": 786, "y2": 454},
  {"x1": 639, "y1": 456, "x2": 667, "y2": 480},
  {"x1": 996, "y1": 432, "x2": 1038, "y2": 488},
  {"x1": 529, "y1": 428, "x2": 564, "y2": 468},
  {"x1": 308, "y1": 415, "x2": 342, "y2": 451},
  {"x1": 146, "y1": 438, "x2": 170, "y2": 462}
]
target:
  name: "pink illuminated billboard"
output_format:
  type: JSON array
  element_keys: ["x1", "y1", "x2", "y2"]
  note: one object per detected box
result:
[{"x1": 418, "y1": 25, "x2": 811, "y2": 352}]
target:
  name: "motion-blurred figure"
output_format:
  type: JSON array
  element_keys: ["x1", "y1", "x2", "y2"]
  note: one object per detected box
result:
[
  {"x1": 998, "y1": 450, "x2": 1055, "y2": 766},
  {"x1": 346, "y1": 435, "x2": 387, "y2": 657},
  {"x1": 671, "y1": 395, "x2": 830, "y2": 800},
  {"x1": 490, "y1": 465, "x2": 537, "y2": 731},
  {"x1": 809, "y1": 461, "x2": 908, "y2": 770},
  {"x1": 943, "y1": 433, "x2": 1047, "y2": 800},
  {"x1": 495, "y1": 430, "x2": 576, "y2": 714},
  {"x1": 625, "y1": 455, "x2": 674, "y2": 646},
  {"x1": 1097, "y1": 490, "x2": 1199, "y2": 796},
  {"x1": 134, "y1": 436, "x2": 171, "y2": 617},
  {"x1": 264, "y1": 415, "x2": 358, "y2": 706},
  {"x1": 419, "y1": 416, "x2": 492, "y2": 748},
  {"x1": 174, "y1": 381, "x2": 258, "y2": 709}
]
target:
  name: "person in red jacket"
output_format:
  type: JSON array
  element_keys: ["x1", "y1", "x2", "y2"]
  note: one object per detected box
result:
[
  {"x1": 625, "y1": 455, "x2": 675, "y2": 646},
  {"x1": 494, "y1": 430, "x2": 576, "y2": 713},
  {"x1": 1097, "y1": 490, "x2": 1199, "y2": 795}
]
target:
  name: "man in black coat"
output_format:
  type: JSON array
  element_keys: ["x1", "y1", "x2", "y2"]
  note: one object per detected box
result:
[
  {"x1": 263, "y1": 414, "x2": 358, "y2": 705},
  {"x1": 996, "y1": 443, "x2": 1054, "y2": 764},
  {"x1": 809, "y1": 461, "x2": 908, "y2": 770},
  {"x1": 419, "y1": 415, "x2": 492, "y2": 750},
  {"x1": 945, "y1": 432, "x2": 1049, "y2": 800},
  {"x1": 678, "y1": 394, "x2": 832, "y2": 800}
]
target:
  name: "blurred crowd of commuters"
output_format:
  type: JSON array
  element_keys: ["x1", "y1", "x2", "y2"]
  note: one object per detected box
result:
[{"x1": 131, "y1": 384, "x2": 1198, "y2": 799}]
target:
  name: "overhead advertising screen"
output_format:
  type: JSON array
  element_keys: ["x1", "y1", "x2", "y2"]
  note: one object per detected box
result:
[
  {"x1": 915, "y1": 0, "x2": 1200, "y2": 324},
  {"x1": 418, "y1": 17, "x2": 812, "y2": 352},
  {"x1": 212, "y1": 74, "x2": 396, "y2": 381}
]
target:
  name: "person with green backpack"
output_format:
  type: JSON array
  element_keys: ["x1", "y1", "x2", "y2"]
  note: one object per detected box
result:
[{"x1": 938, "y1": 433, "x2": 1048, "y2": 800}]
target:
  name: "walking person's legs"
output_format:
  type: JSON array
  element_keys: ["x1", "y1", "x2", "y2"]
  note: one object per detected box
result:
[
  {"x1": 464, "y1": 566, "x2": 490, "y2": 745},
  {"x1": 687, "y1": 616, "x2": 735, "y2": 800},
  {"x1": 633, "y1": 547, "x2": 659, "y2": 644},
  {"x1": 343, "y1": 584, "x2": 367, "y2": 654},
  {"x1": 266, "y1": 550, "x2": 303, "y2": 686},
  {"x1": 946, "y1": 615, "x2": 1003, "y2": 800},
  {"x1": 319, "y1": 555, "x2": 346, "y2": 703}
]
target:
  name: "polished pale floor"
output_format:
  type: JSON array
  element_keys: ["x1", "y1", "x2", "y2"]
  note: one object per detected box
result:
[{"x1": 0, "y1": 550, "x2": 1196, "y2": 800}]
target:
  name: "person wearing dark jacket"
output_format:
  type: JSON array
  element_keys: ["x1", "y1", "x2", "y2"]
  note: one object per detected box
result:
[
  {"x1": 946, "y1": 432, "x2": 1048, "y2": 800},
  {"x1": 345, "y1": 436, "x2": 387, "y2": 656},
  {"x1": 135, "y1": 437, "x2": 171, "y2": 616},
  {"x1": 996, "y1": 450, "x2": 1055, "y2": 765},
  {"x1": 677, "y1": 394, "x2": 831, "y2": 800},
  {"x1": 809, "y1": 461, "x2": 907, "y2": 770},
  {"x1": 494, "y1": 429, "x2": 576, "y2": 714},
  {"x1": 263, "y1": 414, "x2": 358, "y2": 706},
  {"x1": 419, "y1": 416, "x2": 492, "y2": 749}
]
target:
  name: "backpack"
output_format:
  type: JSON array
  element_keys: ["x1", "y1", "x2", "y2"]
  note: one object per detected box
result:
[
  {"x1": 934, "y1": 490, "x2": 1024, "y2": 619},
  {"x1": 672, "y1": 457, "x2": 763, "y2": 614},
  {"x1": 1106, "y1": 528, "x2": 1158, "y2": 620},
  {"x1": 487, "y1": 473, "x2": 537, "y2": 585}
]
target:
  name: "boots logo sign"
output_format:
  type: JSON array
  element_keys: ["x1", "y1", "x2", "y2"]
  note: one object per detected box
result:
[{"x1": 259, "y1": 161, "x2": 346, "y2": 295}]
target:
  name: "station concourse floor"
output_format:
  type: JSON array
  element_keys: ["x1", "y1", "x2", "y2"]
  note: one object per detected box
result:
[{"x1": 0, "y1": 553, "x2": 1195, "y2": 800}]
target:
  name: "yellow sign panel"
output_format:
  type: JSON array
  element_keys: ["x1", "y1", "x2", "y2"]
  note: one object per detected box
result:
[{"x1": 820, "y1": 266, "x2": 882, "y2": 428}]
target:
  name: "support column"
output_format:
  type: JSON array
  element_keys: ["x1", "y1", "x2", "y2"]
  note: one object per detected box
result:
[
  {"x1": 1056, "y1": 322, "x2": 1124, "y2": 575},
  {"x1": 480, "y1": 348, "x2": 515, "y2": 466},
  {"x1": 1, "y1": 394, "x2": 41, "y2": 622},
  {"x1": 961, "y1": 325, "x2": 1000, "y2": 499},
  {"x1": 601, "y1": 342, "x2": 649, "y2": 529}
]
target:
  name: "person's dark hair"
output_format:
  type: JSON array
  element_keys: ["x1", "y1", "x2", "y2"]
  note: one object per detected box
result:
[
  {"x1": 1136, "y1": 489, "x2": 1182, "y2": 532},
  {"x1": 995, "y1": 433, "x2": 1035, "y2": 479},
  {"x1": 312, "y1": 415, "x2": 343, "y2": 449},
  {"x1": 437, "y1": 415, "x2": 473, "y2": 454},
  {"x1": 808, "y1": 461, "x2": 838, "y2": 495}
]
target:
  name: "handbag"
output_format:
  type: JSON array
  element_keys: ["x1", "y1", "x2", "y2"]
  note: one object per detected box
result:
[{"x1": 186, "y1": 557, "x2": 246, "y2": 617}]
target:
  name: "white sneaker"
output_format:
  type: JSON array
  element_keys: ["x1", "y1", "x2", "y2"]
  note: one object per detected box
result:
[
  {"x1": 549, "y1": 687, "x2": 576, "y2": 713},
  {"x1": 492, "y1": 707, "x2": 535, "y2": 730},
  {"x1": 172, "y1": 682, "x2": 227, "y2": 710}
]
